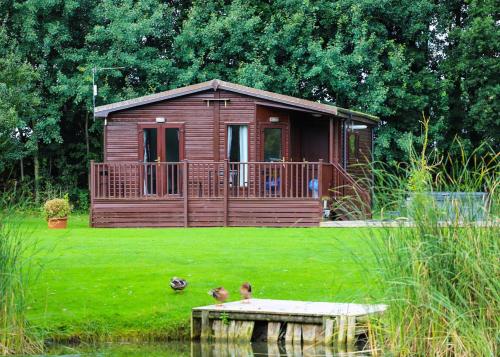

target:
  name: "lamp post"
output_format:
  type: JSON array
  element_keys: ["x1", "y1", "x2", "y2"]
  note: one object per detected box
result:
[{"x1": 92, "y1": 66, "x2": 125, "y2": 121}]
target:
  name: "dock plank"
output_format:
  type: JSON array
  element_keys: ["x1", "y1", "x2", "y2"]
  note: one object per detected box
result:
[{"x1": 193, "y1": 298, "x2": 386, "y2": 317}]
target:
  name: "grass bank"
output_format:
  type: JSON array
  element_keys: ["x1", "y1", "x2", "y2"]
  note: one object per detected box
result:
[{"x1": 24, "y1": 214, "x2": 379, "y2": 342}]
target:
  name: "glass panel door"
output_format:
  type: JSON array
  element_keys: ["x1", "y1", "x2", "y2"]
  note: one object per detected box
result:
[
  {"x1": 227, "y1": 125, "x2": 249, "y2": 187},
  {"x1": 264, "y1": 128, "x2": 282, "y2": 162},
  {"x1": 143, "y1": 127, "x2": 158, "y2": 195},
  {"x1": 164, "y1": 128, "x2": 180, "y2": 194}
]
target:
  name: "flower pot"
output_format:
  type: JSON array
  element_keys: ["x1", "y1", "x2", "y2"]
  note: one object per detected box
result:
[{"x1": 48, "y1": 217, "x2": 68, "y2": 229}]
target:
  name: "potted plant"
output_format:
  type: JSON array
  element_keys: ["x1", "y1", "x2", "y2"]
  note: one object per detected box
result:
[{"x1": 43, "y1": 195, "x2": 71, "y2": 229}]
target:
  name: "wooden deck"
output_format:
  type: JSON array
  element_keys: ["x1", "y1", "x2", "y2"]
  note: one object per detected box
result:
[
  {"x1": 89, "y1": 161, "x2": 370, "y2": 227},
  {"x1": 191, "y1": 299, "x2": 386, "y2": 349}
]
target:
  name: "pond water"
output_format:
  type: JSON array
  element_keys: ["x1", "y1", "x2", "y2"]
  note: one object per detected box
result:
[{"x1": 45, "y1": 341, "x2": 374, "y2": 356}]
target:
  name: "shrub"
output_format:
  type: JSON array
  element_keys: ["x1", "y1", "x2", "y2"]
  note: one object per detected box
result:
[{"x1": 42, "y1": 195, "x2": 71, "y2": 220}]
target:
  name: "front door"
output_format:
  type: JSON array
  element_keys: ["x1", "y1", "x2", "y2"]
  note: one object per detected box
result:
[{"x1": 139, "y1": 124, "x2": 184, "y2": 196}]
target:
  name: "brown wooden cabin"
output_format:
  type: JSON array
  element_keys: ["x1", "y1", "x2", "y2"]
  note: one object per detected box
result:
[{"x1": 91, "y1": 79, "x2": 378, "y2": 227}]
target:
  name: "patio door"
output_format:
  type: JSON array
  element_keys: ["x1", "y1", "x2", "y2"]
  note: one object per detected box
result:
[
  {"x1": 139, "y1": 124, "x2": 184, "y2": 196},
  {"x1": 260, "y1": 124, "x2": 287, "y2": 196}
]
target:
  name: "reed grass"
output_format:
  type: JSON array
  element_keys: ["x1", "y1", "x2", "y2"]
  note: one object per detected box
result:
[
  {"x1": 0, "y1": 192, "x2": 42, "y2": 355},
  {"x1": 364, "y1": 118, "x2": 499, "y2": 356}
]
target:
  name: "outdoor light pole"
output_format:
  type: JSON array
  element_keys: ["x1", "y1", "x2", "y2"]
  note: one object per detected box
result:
[{"x1": 92, "y1": 66, "x2": 125, "y2": 121}]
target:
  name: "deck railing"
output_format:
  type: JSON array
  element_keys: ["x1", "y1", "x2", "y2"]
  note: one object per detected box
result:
[
  {"x1": 90, "y1": 160, "x2": 370, "y2": 206},
  {"x1": 91, "y1": 160, "x2": 331, "y2": 200}
]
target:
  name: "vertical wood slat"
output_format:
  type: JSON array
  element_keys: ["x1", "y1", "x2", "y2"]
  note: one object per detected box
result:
[
  {"x1": 89, "y1": 161, "x2": 95, "y2": 226},
  {"x1": 200, "y1": 310, "x2": 210, "y2": 341},
  {"x1": 346, "y1": 316, "x2": 356, "y2": 347},
  {"x1": 223, "y1": 159, "x2": 228, "y2": 226},
  {"x1": 183, "y1": 160, "x2": 188, "y2": 227},
  {"x1": 337, "y1": 315, "x2": 347, "y2": 348},
  {"x1": 318, "y1": 160, "x2": 323, "y2": 198}
]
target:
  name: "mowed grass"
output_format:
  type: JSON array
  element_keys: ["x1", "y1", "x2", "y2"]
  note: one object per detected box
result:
[{"x1": 22, "y1": 214, "x2": 380, "y2": 341}]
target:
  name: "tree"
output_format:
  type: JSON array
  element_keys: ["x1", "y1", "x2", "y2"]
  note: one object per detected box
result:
[
  {"x1": 0, "y1": 26, "x2": 43, "y2": 184},
  {"x1": 441, "y1": 0, "x2": 499, "y2": 153}
]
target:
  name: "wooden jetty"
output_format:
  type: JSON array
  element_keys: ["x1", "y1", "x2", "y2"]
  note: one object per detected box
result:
[{"x1": 191, "y1": 299, "x2": 386, "y2": 350}]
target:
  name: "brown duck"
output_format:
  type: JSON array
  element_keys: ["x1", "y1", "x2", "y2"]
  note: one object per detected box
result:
[
  {"x1": 239, "y1": 282, "x2": 252, "y2": 302},
  {"x1": 209, "y1": 287, "x2": 229, "y2": 306}
]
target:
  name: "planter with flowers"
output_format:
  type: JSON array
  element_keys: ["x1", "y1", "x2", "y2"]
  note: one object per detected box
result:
[{"x1": 43, "y1": 195, "x2": 71, "y2": 229}]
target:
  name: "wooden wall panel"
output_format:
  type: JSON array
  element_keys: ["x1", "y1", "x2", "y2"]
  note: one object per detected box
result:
[
  {"x1": 218, "y1": 90, "x2": 257, "y2": 161},
  {"x1": 105, "y1": 123, "x2": 138, "y2": 161},
  {"x1": 107, "y1": 91, "x2": 216, "y2": 161}
]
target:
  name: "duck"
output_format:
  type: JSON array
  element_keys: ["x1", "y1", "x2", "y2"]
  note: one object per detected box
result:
[
  {"x1": 170, "y1": 277, "x2": 188, "y2": 292},
  {"x1": 239, "y1": 282, "x2": 252, "y2": 302},
  {"x1": 209, "y1": 287, "x2": 229, "y2": 306}
]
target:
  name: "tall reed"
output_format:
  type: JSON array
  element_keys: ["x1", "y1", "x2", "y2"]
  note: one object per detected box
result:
[
  {"x1": 0, "y1": 192, "x2": 42, "y2": 355},
  {"x1": 365, "y1": 118, "x2": 499, "y2": 356}
]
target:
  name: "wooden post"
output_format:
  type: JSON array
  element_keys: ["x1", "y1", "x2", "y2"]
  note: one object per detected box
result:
[
  {"x1": 191, "y1": 315, "x2": 201, "y2": 340},
  {"x1": 293, "y1": 323, "x2": 302, "y2": 345},
  {"x1": 285, "y1": 323, "x2": 295, "y2": 345},
  {"x1": 346, "y1": 316, "x2": 356, "y2": 347},
  {"x1": 89, "y1": 160, "x2": 95, "y2": 227},
  {"x1": 302, "y1": 324, "x2": 317, "y2": 344},
  {"x1": 323, "y1": 317, "x2": 335, "y2": 345},
  {"x1": 318, "y1": 159, "x2": 323, "y2": 198},
  {"x1": 267, "y1": 342, "x2": 280, "y2": 357},
  {"x1": 201, "y1": 310, "x2": 210, "y2": 341},
  {"x1": 267, "y1": 322, "x2": 281, "y2": 343},
  {"x1": 236, "y1": 321, "x2": 254, "y2": 341},
  {"x1": 228, "y1": 320, "x2": 238, "y2": 341},
  {"x1": 213, "y1": 320, "x2": 229, "y2": 341},
  {"x1": 329, "y1": 118, "x2": 334, "y2": 163},
  {"x1": 223, "y1": 159, "x2": 229, "y2": 226},
  {"x1": 183, "y1": 160, "x2": 189, "y2": 227},
  {"x1": 337, "y1": 315, "x2": 347, "y2": 348}
]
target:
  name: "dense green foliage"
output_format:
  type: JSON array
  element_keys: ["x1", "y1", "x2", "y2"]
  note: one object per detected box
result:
[
  {"x1": 0, "y1": 0, "x2": 498, "y2": 200},
  {"x1": 25, "y1": 215, "x2": 377, "y2": 341}
]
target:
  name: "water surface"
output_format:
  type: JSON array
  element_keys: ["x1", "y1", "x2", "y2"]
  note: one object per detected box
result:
[{"x1": 45, "y1": 340, "x2": 373, "y2": 356}]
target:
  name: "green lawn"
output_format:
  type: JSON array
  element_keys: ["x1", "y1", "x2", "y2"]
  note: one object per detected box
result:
[{"x1": 24, "y1": 214, "x2": 380, "y2": 341}]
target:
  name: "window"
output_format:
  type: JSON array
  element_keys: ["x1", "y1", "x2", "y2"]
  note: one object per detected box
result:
[
  {"x1": 264, "y1": 128, "x2": 282, "y2": 162},
  {"x1": 143, "y1": 128, "x2": 158, "y2": 163},
  {"x1": 348, "y1": 132, "x2": 359, "y2": 160},
  {"x1": 165, "y1": 128, "x2": 180, "y2": 162},
  {"x1": 227, "y1": 125, "x2": 248, "y2": 162}
]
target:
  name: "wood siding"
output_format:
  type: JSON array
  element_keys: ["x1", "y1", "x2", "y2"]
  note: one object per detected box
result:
[
  {"x1": 107, "y1": 91, "x2": 216, "y2": 161},
  {"x1": 94, "y1": 88, "x2": 374, "y2": 227}
]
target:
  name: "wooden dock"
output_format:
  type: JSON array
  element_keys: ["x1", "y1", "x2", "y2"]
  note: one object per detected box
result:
[{"x1": 191, "y1": 299, "x2": 386, "y2": 350}]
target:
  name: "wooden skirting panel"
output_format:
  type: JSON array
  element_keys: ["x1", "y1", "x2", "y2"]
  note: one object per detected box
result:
[
  {"x1": 228, "y1": 199, "x2": 322, "y2": 227},
  {"x1": 92, "y1": 199, "x2": 185, "y2": 228},
  {"x1": 188, "y1": 199, "x2": 225, "y2": 227},
  {"x1": 91, "y1": 198, "x2": 322, "y2": 228}
]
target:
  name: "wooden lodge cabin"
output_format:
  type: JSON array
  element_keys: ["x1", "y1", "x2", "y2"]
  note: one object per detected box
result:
[{"x1": 91, "y1": 79, "x2": 378, "y2": 227}]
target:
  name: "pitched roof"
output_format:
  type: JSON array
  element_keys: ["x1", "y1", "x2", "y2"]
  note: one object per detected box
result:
[{"x1": 94, "y1": 79, "x2": 379, "y2": 122}]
